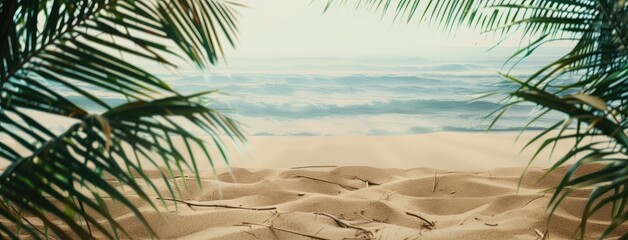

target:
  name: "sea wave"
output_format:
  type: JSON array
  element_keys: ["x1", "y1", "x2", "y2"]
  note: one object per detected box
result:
[
  {"x1": 212, "y1": 99, "x2": 510, "y2": 118},
  {"x1": 43, "y1": 58, "x2": 566, "y2": 136}
]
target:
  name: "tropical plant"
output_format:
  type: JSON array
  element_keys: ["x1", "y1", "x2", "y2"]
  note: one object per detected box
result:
[
  {"x1": 324, "y1": 0, "x2": 627, "y2": 238},
  {"x1": 0, "y1": 0, "x2": 244, "y2": 239}
]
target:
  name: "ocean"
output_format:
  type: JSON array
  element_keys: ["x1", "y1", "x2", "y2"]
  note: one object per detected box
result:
[{"x1": 55, "y1": 56, "x2": 567, "y2": 136}]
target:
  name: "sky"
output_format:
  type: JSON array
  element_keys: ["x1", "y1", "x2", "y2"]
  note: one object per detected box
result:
[{"x1": 223, "y1": 0, "x2": 571, "y2": 60}]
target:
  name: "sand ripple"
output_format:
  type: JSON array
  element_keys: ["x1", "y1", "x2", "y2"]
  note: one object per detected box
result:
[{"x1": 80, "y1": 164, "x2": 627, "y2": 239}]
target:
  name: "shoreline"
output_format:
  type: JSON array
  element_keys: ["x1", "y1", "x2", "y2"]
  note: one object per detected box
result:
[
  {"x1": 1, "y1": 130, "x2": 576, "y2": 170},
  {"x1": 223, "y1": 131, "x2": 576, "y2": 171}
]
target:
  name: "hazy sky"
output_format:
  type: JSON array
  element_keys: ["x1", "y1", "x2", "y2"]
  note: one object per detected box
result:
[{"x1": 225, "y1": 0, "x2": 570, "y2": 59}]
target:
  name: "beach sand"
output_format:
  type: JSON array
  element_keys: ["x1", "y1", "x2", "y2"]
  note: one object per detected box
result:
[{"x1": 7, "y1": 132, "x2": 627, "y2": 239}]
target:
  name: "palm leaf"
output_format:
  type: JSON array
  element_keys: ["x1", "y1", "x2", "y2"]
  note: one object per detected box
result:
[
  {"x1": 1, "y1": 0, "x2": 243, "y2": 238},
  {"x1": 323, "y1": 0, "x2": 627, "y2": 238}
]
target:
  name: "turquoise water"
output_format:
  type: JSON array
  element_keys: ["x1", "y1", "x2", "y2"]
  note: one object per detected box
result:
[{"x1": 57, "y1": 57, "x2": 566, "y2": 136}]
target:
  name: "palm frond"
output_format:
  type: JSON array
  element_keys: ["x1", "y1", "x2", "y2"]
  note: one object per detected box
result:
[
  {"x1": 323, "y1": 0, "x2": 627, "y2": 238},
  {"x1": 1, "y1": 0, "x2": 243, "y2": 238}
]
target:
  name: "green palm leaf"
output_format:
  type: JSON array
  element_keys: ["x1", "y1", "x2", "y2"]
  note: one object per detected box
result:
[
  {"x1": 1, "y1": 0, "x2": 243, "y2": 238},
  {"x1": 324, "y1": 0, "x2": 627, "y2": 238}
]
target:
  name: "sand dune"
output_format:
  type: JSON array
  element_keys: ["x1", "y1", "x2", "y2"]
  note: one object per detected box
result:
[{"x1": 80, "y1": 163, "x2": 622, "y2": 240}]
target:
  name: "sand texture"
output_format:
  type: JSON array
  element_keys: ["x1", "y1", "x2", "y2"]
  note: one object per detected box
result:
[
  {"x1": 4, "y1": 132, "x2": 626, "y2": 239},
  {"x1": 84, "y1": 164, "x2": 622, "y2": 240}
]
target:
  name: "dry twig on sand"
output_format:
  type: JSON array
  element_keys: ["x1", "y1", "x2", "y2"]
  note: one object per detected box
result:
[
  {"x1": 432, "y1": 171, "x2": 438, "y2": 193},
  {"x1": 406, "y1": 212, "x2": 435, "y2": 230},
  {"x1": 348, "y1": 176, "x2": 381, "y2": 187},
  {"x1": 260, "y1": 210, "x2": 297, "y2": 225},
  {"x1": 157, "y1": 197, "x2": 276, "y2": 211},
  {"x1": 314, "y1": 212, "x2": 375, "y2": 239},
  {"x1": 241, "y1": 222, "x2": 331, "y2": 240},
  {"x1": 242, "y1": 229, "x2": 260, "y2": 239},
  {"x1": 534, "y1": 228, "x2": 546, "y2": 240},
  {"x1": 354, "y1": 211, "x2": 388, "y2": 224},
  {"x1": 458, "y1": 217, "x2": 470, "y2": 225},
  {"x1": 292, "y1": 174, "x2": 359, "y2": 190}
]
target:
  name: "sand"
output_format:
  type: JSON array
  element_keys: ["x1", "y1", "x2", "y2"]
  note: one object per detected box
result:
[
  {"x1": 228, "y1": 131, "x2": 577, "y2": 170},
  {"x1": 97, "y1": 164, "x2": 625, "y2": 240},
  {"x1": 5, "y1": 132, "x2": 627, "y2": 239}
]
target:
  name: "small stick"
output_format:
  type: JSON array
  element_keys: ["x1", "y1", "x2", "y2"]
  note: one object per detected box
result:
[
  {"x1": 290, "y1": 165, "x2": 337, "y2": 169},
  {"x1": 242, "y1": 230, "x2": 260, "y2": 239},
  {"x1": 349, "y1": 176, "x2": 381, "y2": 187},
  {"x1": 484, "y1": 223, "x2": 498, "y2": 227},
  {"x1": 241, "y1": 222, "x2": 331, "y2": 240},
  {"x1": 314, "y1": 212, "x2": 374, "y2": 238},
  {"x1": 432, "y1": 171, "x2": 438, "y2": 193},
  {"x1": 314, "y1": 227, "x2": 325, "y2": 237},
  {"x1": 534, "y1": 228, "x2": 546, "y2": 240},
  {"x1": 354, "y1": 211, "x2": 387, "y2": 223},
  {"x1": 406, "y1": 212, "x2": 435, "y2": 229},
  {"x1": 292, "y1": 175, "x2": 359, "y2": 190},
  {"x1": 261, "y1": 211, "x2": 280, "y2": 225},
  {"x1": 354, "y1": 212, "x2": 376, "y2": 223},
  {"x1": 458, "y1": 217, "x2": 470, "y2": 225},
  {"x1": 157, "y1": 197, "x2": 276, "y2": 211}
]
